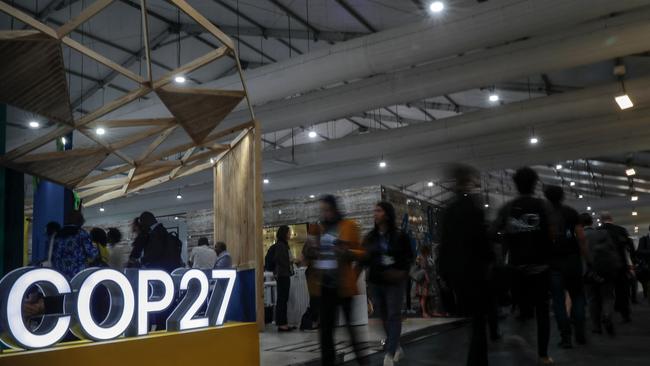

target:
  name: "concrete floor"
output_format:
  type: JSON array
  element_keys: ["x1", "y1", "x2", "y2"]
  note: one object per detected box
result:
[
  {"x1": 347, "y1": 301, "x2": 650, "y2": 365},
  {"x1": 260, "y1": 317, "x2": 462, "y2": 366}
]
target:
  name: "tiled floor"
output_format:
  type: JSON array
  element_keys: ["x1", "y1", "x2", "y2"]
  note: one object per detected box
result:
[{"x1": 260, "y1": 317, "x2": 462, "y2": 366}]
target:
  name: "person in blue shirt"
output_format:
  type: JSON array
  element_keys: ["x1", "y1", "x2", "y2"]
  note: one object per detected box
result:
[{"x1": 51, "y1": 211, "x2": 99, "y2": 280}]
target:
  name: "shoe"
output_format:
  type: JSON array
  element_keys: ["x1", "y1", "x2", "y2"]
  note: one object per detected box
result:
[
  {"x1": 558, "y1": 338, "x2": 573, "y2": 349},
  {"x1": 383, "y1": 354, "x2": 395, "y2": 366},
  {"x1": 393, "y1": 346, "x2": 404, "y2": 362},
  {"x1": 539, "y1": 356, "x2": 554, "y2": 365}
]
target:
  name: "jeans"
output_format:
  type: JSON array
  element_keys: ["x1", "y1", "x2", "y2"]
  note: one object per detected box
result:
[
  {"x1": 319, "y1": 286, "x2": 364, "y2": 366},
  {"x1": 371, "y1": 282, "x2": 404, "y2": 356},
  {"x1": 550, "y1": 269, "x2": 586, "y2": 341},
  {"x1": 512, "y1": 271, "x2": 551, "y2": 357},
  {"x1": 586, "y1": 279, "x2": 615, "y2": 330},
  {"x1": 276, "y1": 276, "x2": 290, "y2": 326}
]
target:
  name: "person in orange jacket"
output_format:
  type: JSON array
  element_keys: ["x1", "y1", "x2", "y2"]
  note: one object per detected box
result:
[{"x1": 303, "y1": 195, "x2": 367, "y2": 366}]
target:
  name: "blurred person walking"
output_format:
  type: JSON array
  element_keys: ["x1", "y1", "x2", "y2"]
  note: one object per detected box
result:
[
  {"x1": 636, "y1": 225, "x2": 650, "y2": 301},
  {"x1": 492, "y1": 167, "x2": 554, "y2": 365},
  {"x1": 580, "y1": 213, "x2": 620, "y2": 335},
  {"x1": 363, "y1": 201, "x2": 413, "y2": 365},
  {"x1": 543, "y1": 185, "x2": 587, "y2": 347},
  {"x1": 303, "y1": 195, "x2": 366, "y2": 366},
  {"x1": 414, "y1": 245, "x2": 441, "y2": 318},
  {"x1": 274, "y1": 226, "x2": 294, "y2": 332},
  {"x1": 600, "y1": 212, "x2": 635, "y2": 322},
  {"x1": 439, "y1": 164, "x2": 493, "y2": 366}
]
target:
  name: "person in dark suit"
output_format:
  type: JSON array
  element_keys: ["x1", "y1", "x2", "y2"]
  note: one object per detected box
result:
[{"x1": 600, "y1": 212, "x2": 635, "y2": 322}]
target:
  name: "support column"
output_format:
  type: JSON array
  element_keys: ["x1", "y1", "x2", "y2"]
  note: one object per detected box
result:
[{"x1": 0, "y1": 104, "x2": 25, "y2": 274}]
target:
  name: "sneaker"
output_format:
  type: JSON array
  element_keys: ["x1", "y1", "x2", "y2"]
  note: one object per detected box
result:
[
  {"x1": 393, "y1": 346, "x2": 404, "y2": 362},
  {"x1": 539, "y1": 356, "x2": 554, "y2": 365},
  {"x1": 383, "y1": 354, "x2": 395, "y2": 366}
]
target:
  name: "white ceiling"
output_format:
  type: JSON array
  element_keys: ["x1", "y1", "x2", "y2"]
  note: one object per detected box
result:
[{"x1": 3, "y1": 0, "x2": 650, "y2": 234}]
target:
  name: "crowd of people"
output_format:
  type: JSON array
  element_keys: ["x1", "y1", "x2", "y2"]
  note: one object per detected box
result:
[
  {"x1": 25, "y1": 210, "x2": 233, "y2": 332},
  {"x1": 264, "y1": 166, "x2": 648, "y2": 366}
]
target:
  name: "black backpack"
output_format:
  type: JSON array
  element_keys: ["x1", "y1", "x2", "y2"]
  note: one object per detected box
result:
[{"x1": 264, "y1": 243, "x2": 277, "y2": 272}]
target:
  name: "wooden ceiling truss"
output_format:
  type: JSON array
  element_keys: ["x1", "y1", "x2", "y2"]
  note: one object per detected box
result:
[{"x1": 0, "y1": 0, "x2": 256, "y2": 207}]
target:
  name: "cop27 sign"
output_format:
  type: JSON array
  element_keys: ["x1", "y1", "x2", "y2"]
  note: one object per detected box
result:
[{"x1": 0, "y1": 267, "x2": 237, "y2": 350}]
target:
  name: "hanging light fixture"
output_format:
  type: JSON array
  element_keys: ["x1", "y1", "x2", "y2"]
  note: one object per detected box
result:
[
  {"x1": 378, "y1": 154, "x2": 387, "y2": 168},
  {"x1": 99, "y1": 206, "x2": 105, "y2": 212},
  {"x1": 429, "y1": 1, "x2": 444, "y2": 13},
  {"x1": 427, "y1": 181, "x2": 434, "y2": 187},
  {"x1": 174, "y1": 75, "x2": 186, "y2": 84},
  {"x1": 96, "y1": 127, "x2": 106, "y2": 136},
  {"x1": 614, "y1": 64, "x2": 634, "y2": 110},
  {"x1": 176, "y1": 189, "x2": 182, "y2": 200},
  {"x1": 28, "y1": 121, "x2": 40, "y2": 129},
  {"x1": 308, "y1": 130, "x2": 317, "y2": 139},
  {"x1": 625, "y1": 168, "x2": 636, "y2": 176},
  {"x1": 555, "y1": 164, "x2": 563, "y2": 170},
  {"x1": 631, "y1": 195, "x2": 639, "y2": 202}
]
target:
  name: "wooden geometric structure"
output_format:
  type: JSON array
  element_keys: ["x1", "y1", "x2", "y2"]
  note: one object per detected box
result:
[{"x1": 0, "y1": 0, "x2": 257, "y2": 207}]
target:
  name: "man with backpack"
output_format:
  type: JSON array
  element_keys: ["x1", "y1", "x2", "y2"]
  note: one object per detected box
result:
[
  {"x1": 129, "y1": 211, "x2": 183, "y2": 273},
  {"x1": 600, "y1": 212, "x2": 635, "y2": 323},
  {"x1": 544, "y1": 185, "x2": 587, "y2": 348},
  {"x1": 580, "y1": 213, "x2": 620, "y2": 335}
]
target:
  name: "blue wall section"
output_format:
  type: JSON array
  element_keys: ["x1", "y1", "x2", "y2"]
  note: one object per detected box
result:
[
  {"x1": 31, "y1": 181, "x2": 66, "y2": 264},
  {"x1": 225, "y1": 269, "x2": 257, "y2": 322}
]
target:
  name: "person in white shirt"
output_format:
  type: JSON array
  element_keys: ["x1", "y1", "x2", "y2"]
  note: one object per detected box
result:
[{"x1": 189, "y1": 237, "x2": 217, "y2": 269}]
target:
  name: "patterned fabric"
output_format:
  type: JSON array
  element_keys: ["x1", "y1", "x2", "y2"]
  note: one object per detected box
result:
[{"x1": 51, "y1": 225, "x2": 98, "y2": 280}]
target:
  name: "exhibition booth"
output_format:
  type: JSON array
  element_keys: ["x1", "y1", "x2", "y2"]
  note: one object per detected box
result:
[{"x1": 0, "y1": 1, "x2": 263, "y2": 364}]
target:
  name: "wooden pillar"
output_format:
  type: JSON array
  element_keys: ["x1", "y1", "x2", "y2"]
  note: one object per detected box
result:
[{"x1": 213, "y1": 124, "x2": 264, "y2": 330}]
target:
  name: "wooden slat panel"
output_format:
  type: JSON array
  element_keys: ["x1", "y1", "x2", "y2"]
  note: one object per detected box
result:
[
  {"x1": 11, "y1": 149, "x2": 110, "y2": 187},
  {"x1": 153, "y1": 47, "x2": 229, "y2": 89},
  {"x1": 0, "y1": 34, "x2": 72, "y2": 124},
  {"x1": 87, "y1": 118, "x2": 175, "y2": 128},
  {"x1": 156, "y1": 87, "x2": 244, "y2": 143},
  {"x1": 75, "y1": 86, "x2": 151, "y2": 128},
  {"x1": 76, "y1": 165, "x2": 132, "y2": 188}
]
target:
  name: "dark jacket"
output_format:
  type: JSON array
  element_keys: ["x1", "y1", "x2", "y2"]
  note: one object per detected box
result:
[
  {"x1": 602, "y1": 222, "x2": 634, "y2": 269},
  {"x1": 363, "y1": 228, "x2": 413, "y2": 284},
  {"x1": 440, "y1": 193, "x2": 493, "y2": 282},
  {"x1": 130, "y1": 223, "x2": 178, "y2": 272},
  {"x1": 274, "y1": 240, "x2": 292, "y2": 277}
]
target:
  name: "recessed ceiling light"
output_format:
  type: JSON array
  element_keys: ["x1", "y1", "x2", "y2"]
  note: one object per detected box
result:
[
  {"x1": 99, "y1": 207, "x2": 105, "y2": 212},
  {"x1": 635, "y1": 226, "x2": 639, "y2": 233},
  {"x1": 174, "y1": 216, "x2": 179, "y2": 220},
  {"x1": 529, "y1": 136, "x2": 539, "y2": 145},
  {"x1": 96, "y1": 127, "x2": 106, "y2": 135},
  {"x1": 28, "y1": 121, "x2": 40, "y2": 129},
  {"x1": 309, "y1": 194, "x2": 315, "y2": 199},
  {"x1": 578, "y1": 194, "x2": 583, "y2": 199},
  {"x1": 379, "y1": 160, "x2": 387, "y2": 168},
  {"x1": 484, "y1": 203, "x2": 489, "y2": 208},
  {"x1": 632, "y1": 211, "x2": 638, "y2": 216},
  {"x1": 174, "y1": 75, "x2": 186, "y2": 84},
  {"x1": 631, "y1": 195, "x2": 639, "y2": 201},
  {"x1": 263, "y1": 178, "x2": 270, "y2": 184},
  {"x1": 587, "y1": 206, "x2": 592, "y2": 211},
  {"x1": 210, "y1": 158, "x2": 215, "y2": 164},
  {"x1": 615, "y1": 94, "x2": 634, "y2": 110},
  {"x1": 308, "y1": 131, "x2": 317, "y2": 138},
  {"x1": 429, "y1": 1, "x2": 444, "y2": 13},
  {"x1": 625, "y1": 168, "x2": 636, "y2": 176},
  {"x1": 489, "y1": 94, "x2": 499, "y2": 102},
  {"x1": 570, "y1": 181, "x2": 576, "y2": 187},
  {"x1": 278, "y1": 209, "x2": 282, "y2": 215},
  {"x1": 427, "y1": 181, "x2": 434, "y2": 187},
  {"x1": 176, "y1": 193, "x2": 182, "y2": 199},
  {"x1": 556, "y1": 164, "x2": 563, "y2": 170}
]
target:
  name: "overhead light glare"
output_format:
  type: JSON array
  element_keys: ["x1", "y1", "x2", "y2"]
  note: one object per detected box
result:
[
  {"x1": 570, "y1": 181, "x2": 576, "y2": 187},
  {"x1": 308, "y1": 131, "x2": 317, "y2": 138},
  {"x1": 427, "y1": 181, "x2": 434, "y2": 187},
  {"x1": 578, "y1": 194, "x2": 583, "y2": 199},
  {"x1": 174, "y1": 216, "x2": 179, "y2": 220},
  {"x1": 379, "y1": 160, "x2": 387, "y2": 168},
  {"x1": 484, "y1": 204, "x2": 489, "y2": 208},
  {"x1": 631, "y1": 195, "x2": 639, "y2": 202},
  {"x1": 263, "y1": 178, "x2": 270, "y2": 184},
  {"x1": 556, "y1": 164, "x2": 563, "y2": 170},
  {"x1": 488, "y1": 94, "x2": 499, "y2": 102},
  {"x1": 96, "y1": 127, "x2": 106, "y2": 136},
  {"x1": 529, "y1": 136, "x2": 539, "y2": 145},
  {"x1": 99, "y1": 207, "x2": 105, "y2": 212},
  {"x1": 615, "y1": 94, "x2": 634, "y2": 110},
  {"x1": 61, "y1": 137, "x2": 67, "y2": 144},
  {"x1": 587, "y1": 206, "x2": 592, "y2": 211},
  {"x1": 429, "y1": 1, "x2": 444, "y2": 13},
  {"x1": 28, "y1": 121, "x2": 40, "y2": 129},
  {"x1": 309, "y1": 194, "x2": 315, "y2": 199},
  {"x1": 174, "y1": 75, "x2": 186, "y2": 84},
  {"x1": 626, "y1": 168, "x2": 636, "y2": 176},
  {"x1": 632, "y1": 211, "x2": 638, "y2": 216}
]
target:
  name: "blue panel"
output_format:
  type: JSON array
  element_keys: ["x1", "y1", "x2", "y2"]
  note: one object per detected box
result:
[
  {"x1": 225, "y1": 269, "x2": 257, "y2": 323},
  {"x1": 31, "y1": 181, "x2": 66, "y2": 264}
]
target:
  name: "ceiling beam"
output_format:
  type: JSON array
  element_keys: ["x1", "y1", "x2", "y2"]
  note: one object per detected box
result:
[
  {"x1": 267, "y1": 0, "x2": 324, "y2": 42},
  {"x1": 178, "y1": 23, "x2": 363, "y2": 43},
  {"x1": 335, "y1": 0, "x2": 377, "y2": 33}
]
